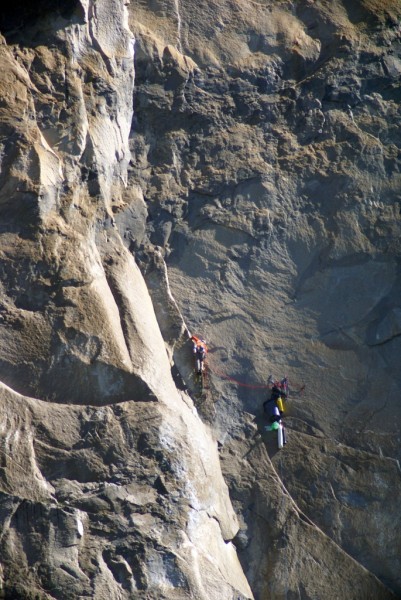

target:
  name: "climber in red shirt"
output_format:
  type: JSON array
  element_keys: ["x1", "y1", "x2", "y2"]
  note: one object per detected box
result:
[{"x1": 191, "y1": 335, "x2": 208, "y2": 375}]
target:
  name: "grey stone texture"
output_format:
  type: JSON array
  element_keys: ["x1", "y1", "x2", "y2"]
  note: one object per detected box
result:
[{"x1": 0, "y1": 0, "x2": 400, "y2": 599}]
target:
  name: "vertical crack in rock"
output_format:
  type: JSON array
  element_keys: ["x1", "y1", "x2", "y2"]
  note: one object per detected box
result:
[{"x1": 173, "y1": 0, "x2": 183, "y2": 54}]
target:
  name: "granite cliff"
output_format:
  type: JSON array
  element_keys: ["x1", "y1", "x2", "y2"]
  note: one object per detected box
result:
[{"x1": 0, "y1": 0, "x2": 400, "y2": 599}]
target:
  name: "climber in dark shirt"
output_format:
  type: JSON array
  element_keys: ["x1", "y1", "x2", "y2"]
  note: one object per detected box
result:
[
  {"x1": 263, "y1": 382, "x2": 287, "y2": 444},
  {"x1": 263, "y1": 379, "x2": 287, "y2": 417}
]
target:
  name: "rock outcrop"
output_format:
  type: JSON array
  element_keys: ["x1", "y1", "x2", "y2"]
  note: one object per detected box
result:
[
  {"x1": 0, "y1": 0, "x2": 400, "y2": 599},
  {"x1": 0, "y1": 1, "x2": 251, "y2": 598}
]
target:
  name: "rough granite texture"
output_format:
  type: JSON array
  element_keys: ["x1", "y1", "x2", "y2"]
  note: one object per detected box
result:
[{"x1": 0, "y1": 0, "x2": 400, "y2": 599}]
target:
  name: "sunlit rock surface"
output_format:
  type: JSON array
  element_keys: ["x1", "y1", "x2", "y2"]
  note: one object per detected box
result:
[{"x1": 0, "y1": 0, "x2": 400, "y2": 598}]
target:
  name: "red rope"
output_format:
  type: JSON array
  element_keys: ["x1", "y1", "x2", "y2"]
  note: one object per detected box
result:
[
  {"x1": 207, "y1": 364, "x2": 271, "y2": 389},
  {"x1": 207, "y1": 363, "x2": 305, "y2": 395}
]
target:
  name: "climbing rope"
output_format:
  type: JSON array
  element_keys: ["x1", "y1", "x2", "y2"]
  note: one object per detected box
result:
[
  {"x1": 207, "y1": 363, "x2": 271, "y2": 389},
  {"x1": 278, "y1": 452, "x2": 289, "y2": 599},
  {"x1": 207, "y1": 362, "x2": 306, "y2": 395}
]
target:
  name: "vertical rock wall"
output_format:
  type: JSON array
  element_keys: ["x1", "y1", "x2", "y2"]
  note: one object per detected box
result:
[
  {"x1": 0, "y1": 1, "x2": 253, "y2": 598},
  {"x1": 123, "y1": 0, "x2": 401, "y2": 598},
  {"x1": 0, "y1": 0, "x2": 400, "y2": 599}
]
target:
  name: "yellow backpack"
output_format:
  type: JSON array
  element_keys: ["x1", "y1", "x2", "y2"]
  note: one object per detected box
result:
[{"x1": 277, "y1": 396, "x2": 284, "y2": 413}]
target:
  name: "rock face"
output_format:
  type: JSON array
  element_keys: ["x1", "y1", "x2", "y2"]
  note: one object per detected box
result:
[
  {"x1": 0, "y1": 0, "x2": 400, "y2": 599},
  {"x1": 0, "y1": 383, "x2": 252, "y2": 599},
  {"x1": 0, "y1": 2, "x2": 251, "y2": 599}
]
